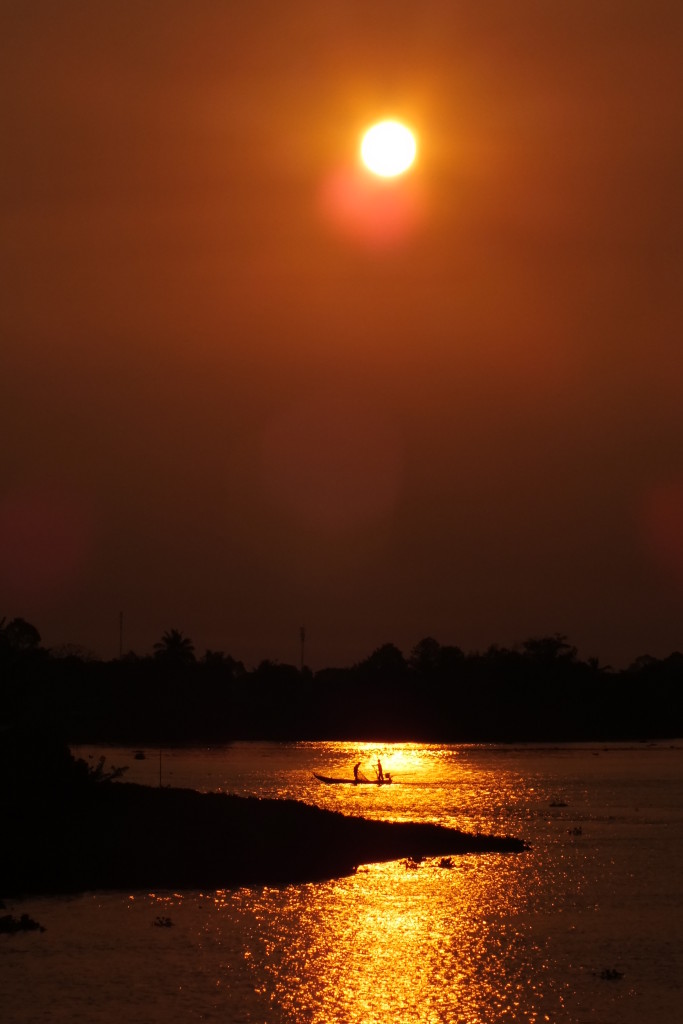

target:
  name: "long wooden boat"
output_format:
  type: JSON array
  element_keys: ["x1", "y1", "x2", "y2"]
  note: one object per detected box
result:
[{"x1": 313, "y1": 772, "x2": 392, "y2": 786}]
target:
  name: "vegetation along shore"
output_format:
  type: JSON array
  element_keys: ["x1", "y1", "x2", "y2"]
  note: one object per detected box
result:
[
  {"x1": 0, "y1": 733, "x2": 526, "y2": 897},
  {"x1": 2, "y1": 618, "x2": 682, "y2": 744}
]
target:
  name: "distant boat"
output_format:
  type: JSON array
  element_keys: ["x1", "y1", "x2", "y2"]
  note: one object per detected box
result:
[{"x1": 313, "y1": 772, "x2": 392, "y2": 786}]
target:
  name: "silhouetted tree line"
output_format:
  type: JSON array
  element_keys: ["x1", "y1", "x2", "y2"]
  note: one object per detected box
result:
[{"x1": 1, "y1": 617, "x2": 681, "y2": 744}]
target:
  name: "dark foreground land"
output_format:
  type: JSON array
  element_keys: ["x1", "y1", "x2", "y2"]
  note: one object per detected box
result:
[{"x1": 1, "y1": 735, "x2": 526, "y2": 896}]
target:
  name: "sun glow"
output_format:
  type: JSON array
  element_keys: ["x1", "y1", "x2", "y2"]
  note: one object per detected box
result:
[{"x1": 361, "y1": 120, "x2": 417, "y2": 177}]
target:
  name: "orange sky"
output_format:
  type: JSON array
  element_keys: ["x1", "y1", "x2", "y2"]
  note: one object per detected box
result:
[{"x1": 2, "y1": 1, "x2": 683, "y2": 668}]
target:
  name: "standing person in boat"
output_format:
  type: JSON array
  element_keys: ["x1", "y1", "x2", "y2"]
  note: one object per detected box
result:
[
  {"x1": 376, "y1": 759, "x2": 384, "y2": 783},
  {"x1": 353, "y1": 762, "x2": 361, "y2": 782}
]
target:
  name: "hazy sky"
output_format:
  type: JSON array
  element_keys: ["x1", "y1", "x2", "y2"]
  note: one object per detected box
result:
[{"x1": 2, "y1": 1, "x2": 682, "y2": 668}]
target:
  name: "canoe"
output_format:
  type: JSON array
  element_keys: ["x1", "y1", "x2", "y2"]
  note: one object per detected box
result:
[{"x1": 313, "y1": 772, "x2": 392, "y2": 786}]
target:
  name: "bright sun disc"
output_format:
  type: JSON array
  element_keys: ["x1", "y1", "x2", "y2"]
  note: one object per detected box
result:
[{"x1": 361, "y1": 120, "x2": 416, "y2": 178}]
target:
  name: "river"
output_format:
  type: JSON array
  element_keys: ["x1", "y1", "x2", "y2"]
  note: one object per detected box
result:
[{"x1": 2, "y1": 740, "x2": 682, "y2": 1022}]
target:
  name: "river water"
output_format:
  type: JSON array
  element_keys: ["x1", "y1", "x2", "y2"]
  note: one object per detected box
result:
[{"x1": 2, "y1": 741, "x2": 682, "y2": 1023}]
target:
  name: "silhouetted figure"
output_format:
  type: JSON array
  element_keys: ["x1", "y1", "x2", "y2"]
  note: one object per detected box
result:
[
  {"x1": 353, "y1": 761, "x2": 361, "y2": 781},
  {"x1": 377, "y1": 759, "x2": 384, "y2": 782}
]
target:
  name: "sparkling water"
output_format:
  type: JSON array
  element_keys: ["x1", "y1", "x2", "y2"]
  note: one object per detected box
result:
[{"x1": 2, "y1": 741, "x2": 681, "y2": 1022}]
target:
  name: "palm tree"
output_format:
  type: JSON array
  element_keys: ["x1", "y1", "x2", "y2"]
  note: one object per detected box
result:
[{"x1": 153, "y1": 628, "x2": 196, "y2": 666}]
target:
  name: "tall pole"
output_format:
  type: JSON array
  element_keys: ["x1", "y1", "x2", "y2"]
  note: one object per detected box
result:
[
  {"x1": 300, "y1": 625, "x2": 306, "y2": 672},
  {"x1": 119, "y1": 611, "x2": 123, "y2": 659}
]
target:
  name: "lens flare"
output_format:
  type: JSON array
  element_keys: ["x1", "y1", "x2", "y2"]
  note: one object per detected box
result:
[
  {"x1": 643, "y1": 479, "x2": 683, "y2": 582},
  {"x1": 260, "y1": 394, "x2": 402, "y2": 533},
  {"x1": 0, "y1": 483, "x2": 94, "y2": 599}
]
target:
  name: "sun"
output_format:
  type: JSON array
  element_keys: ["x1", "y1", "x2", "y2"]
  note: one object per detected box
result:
[{"x1": 360, "y1": 120, "x2": 417, "y2": 178}]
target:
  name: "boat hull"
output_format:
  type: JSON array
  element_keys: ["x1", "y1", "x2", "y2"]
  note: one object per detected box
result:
[{"x1": 313, "y1": 772, "x2": 392, "y2": 786}]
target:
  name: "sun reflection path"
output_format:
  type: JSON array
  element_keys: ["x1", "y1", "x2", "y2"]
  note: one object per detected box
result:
[
  {"x1": 302, "y1": 741, "x2": 534, "y2": 836},
  {"x1": 196, "y1": 742, "x2": 582, "y2": 1022},
  {"x1": 229, "y1": 854, "x2": 570, "y2": 1024}
]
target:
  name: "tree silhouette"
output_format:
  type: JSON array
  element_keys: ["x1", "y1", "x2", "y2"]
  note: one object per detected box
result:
[
  {"x1": 153, "y1": 629, "x2": 195, "y2": 665},
  {"x1": 521, "y1": 634, "x2": 577, "y2": 665},
  {"x1": 409, "y1": 637, "x2": 443, "y2": 675},
  {"x1": 0, "y1": 617, "x2": 41, "y2": 652},
  {"x1": 357, "y1": 643, "x2": 407, "y2": 676},
  {"x1": 201, "y1": 650, "x2": 244, "y2": 676}
]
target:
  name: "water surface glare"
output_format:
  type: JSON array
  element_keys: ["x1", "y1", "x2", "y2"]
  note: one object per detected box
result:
[{"x1": 3, "y1": 741, "x2": 682, "y2": 1022}]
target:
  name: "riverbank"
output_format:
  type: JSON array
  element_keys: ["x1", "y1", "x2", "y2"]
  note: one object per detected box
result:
[{"x1": 2, "y1": 779, "x2": 527, "y2": 896}]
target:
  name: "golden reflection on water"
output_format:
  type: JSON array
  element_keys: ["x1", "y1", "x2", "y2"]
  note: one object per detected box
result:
[
  {"x1": 196, "y1": 745, "x2": 575, "y2": 1021},
  {"x1": 5, "y1": 744, "x2": 679, "y2": 1024},
  {"x1": 127, "y1": 743, "x2": 653, "y2": 1022},
  {"x1": 302, "y1": 741, "x2": 540, "y2": 838},
  {"x1": 208, "y1": 847, "x2": 568, "y2": 1024}
]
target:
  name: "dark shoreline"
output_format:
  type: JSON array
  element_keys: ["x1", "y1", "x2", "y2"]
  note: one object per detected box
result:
[{"x1": 2, "y1": 780, "x2": 527, "y2": 897}]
